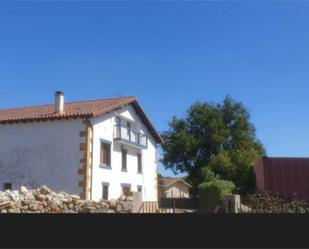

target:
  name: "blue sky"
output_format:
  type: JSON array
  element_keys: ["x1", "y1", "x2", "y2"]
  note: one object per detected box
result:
[{"x1": 0, "y1": 1, "x2": 309, "y2": 177}]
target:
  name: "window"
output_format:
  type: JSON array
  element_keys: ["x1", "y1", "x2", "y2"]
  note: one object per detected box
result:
[
  {"x1": 122, "y1": 184, "x2": 131, "y2": 196},
  {"x1": 115, "y1": 116, "x2": 121, "y2": 125},
  {"x1": 115, "y1": 117, "x2": 121, "y2": 138},
  {"x1": 137, "y1": 185, "x2": 142, "y2": 193},
  {"x1": 3, "y1": 183, "x2": 12, "y2": 191},
  {"x1": 121, "y1": 148, "x2": 127, "y2": 171},
  {"x1": 127, "y1": 121, "x2": 131, "y2": 129},
  {"x1": 102, "y1": 184, "x2": 109, "y2": 200},
  {"x1": 100, "y1": 142, "x2": 111, "y2": 166},
  {"x1": 127, "y1": 121, "x2": 131, "y2": 140},
  {"x1": 137, "y1": 152, "x2": 142, "y2": 173}
]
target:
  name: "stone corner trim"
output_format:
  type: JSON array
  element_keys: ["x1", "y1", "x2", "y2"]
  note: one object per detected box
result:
[{"x1": 78, "y1": 119, "x2": 93, "y2": 200}]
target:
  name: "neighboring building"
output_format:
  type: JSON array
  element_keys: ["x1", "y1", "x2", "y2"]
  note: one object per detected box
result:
[
  {"x1": 254, "y1": 156, "x2": 309, "y2": 202},
  {"x1": 158, "y1": 174, "x2": 192, "y2": 198},
  {"x1": 0, "y1": 92, "x2": 163, "y2": 202}
]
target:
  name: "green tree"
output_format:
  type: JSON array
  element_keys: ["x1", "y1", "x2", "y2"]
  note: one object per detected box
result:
[
  {"x1": 161, "y1": 96, "x2": 265, "y2": 195},
  {"x1": 198, "y1": 179, "x2": 236, "y2": 212}
]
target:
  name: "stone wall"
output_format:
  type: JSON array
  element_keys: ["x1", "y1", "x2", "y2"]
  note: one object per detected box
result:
[{"x1": 0, "y1": 186, "x2": 134, "y2": 213}]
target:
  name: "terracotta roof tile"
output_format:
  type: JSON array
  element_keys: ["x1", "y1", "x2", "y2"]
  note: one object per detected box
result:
[
  {"x1": 0, "y1": 96, "x2": 163, "y2": 144},
  {"x1": 0, "y1": 96, "x2": 135, "y2": 123}
]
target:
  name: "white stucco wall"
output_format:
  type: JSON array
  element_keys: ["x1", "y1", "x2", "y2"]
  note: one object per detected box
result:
[
  {"x1": 0, "y1": 104, "x2": 159, "y2": 202},
  {"x1": 0, "y1": 119, "x2": 85, "y2": 194},
  {"x1": 90, "y1": 105, "x2": 158, "y2": 202}
]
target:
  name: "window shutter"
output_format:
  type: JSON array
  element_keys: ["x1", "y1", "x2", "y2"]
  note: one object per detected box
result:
[
  {"x1": 101, "y1": 142, "x2": 111, "y2": 166},
  {"x1": 102, "y1": 185, "x2": 109, "y2": 200},
  {"x1": 106, "y1": 144, "x2": 111, "y2": 165}
]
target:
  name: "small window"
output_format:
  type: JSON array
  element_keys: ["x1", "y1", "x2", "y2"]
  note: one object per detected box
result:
[
  {"x1": 115, "y1": 116, "x2": 121, "y2": 125},
  {"x1": 122, "y1": 185, "x2": 131, "y2": 196},
  {"x1": 115, "y1": 117, "x2": 121, "y2": 138},
  {"x1": 127, "y1": 121, "x2": 131, "y2": 129},
  {"x1": 3, "y1": 183, "x2": 12, "y2": 191},
  {"x1": 127, "y1": 121, "x2": 131, "y2": 140},
  {"x1": 102, "y1": 184, "x2": 109, "y2": 200},
  {"x1": 137, "y1": 185, "x2": 142, "y2": 193},
  {"x1": 121, "y1": 148, "x2": 127, "y2": 171},
  {"x1": 100, "y1": 142, "x2": 111, "y2": 166},
  {"x1": 137, "y1": 152, "x2": 142, "y2": 173}
]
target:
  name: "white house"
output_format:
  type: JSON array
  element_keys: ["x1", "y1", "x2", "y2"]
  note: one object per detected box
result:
[{"x1": 0, "y1": 92, "x2": 163, "y2": 202}]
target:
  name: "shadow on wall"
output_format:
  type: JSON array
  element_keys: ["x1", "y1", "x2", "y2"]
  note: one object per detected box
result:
[{"x1": 0, "y1": 148, "x2": 40, "y2": 190}]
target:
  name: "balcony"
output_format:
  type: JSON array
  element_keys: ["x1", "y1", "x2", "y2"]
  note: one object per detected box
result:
[{"x1": 113, "y1": 124, "x2": 148, "y2": 149}]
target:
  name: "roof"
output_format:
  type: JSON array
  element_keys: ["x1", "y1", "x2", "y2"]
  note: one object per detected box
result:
[
  {"x1": 256, "y1": 156, "x2": 309, "y2": 166},
  {"x1": 0, "y1": 96, "x2": 163, "y2": 144},
  {"x1": 158, "y1": 175, "x2": 192, "y2": 188}
]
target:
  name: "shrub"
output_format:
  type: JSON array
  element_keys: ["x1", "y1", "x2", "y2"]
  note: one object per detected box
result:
[
  {"x1": 198, "y1": 179, "x2": 236, "y2": 213},
  {"x1": 242, "y1": 192, "x2": 309, "y2": 213}
]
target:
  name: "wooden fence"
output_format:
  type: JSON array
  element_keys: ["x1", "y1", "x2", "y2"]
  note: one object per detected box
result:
[
  {"x1": 138, "y1": 198, "x2": 198, "y2": 213},
  {"x1": 139, "y1": 202, "x2": 159, "y2": 213},
  {"x1": 159, "y1": 197, "x2": 198, "y2": 211}
]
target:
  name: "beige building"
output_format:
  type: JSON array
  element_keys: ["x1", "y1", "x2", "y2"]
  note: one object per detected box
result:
[{"x1": 158, "y1": 175, "x2": 192, "y2": 198}]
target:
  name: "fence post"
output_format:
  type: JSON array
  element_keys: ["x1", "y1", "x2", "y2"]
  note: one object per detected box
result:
[{"x1": 224, "y1": 194, "x2": 241, "y2": 213}]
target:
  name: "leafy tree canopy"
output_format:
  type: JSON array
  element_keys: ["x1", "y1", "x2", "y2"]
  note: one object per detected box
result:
[{"x1": 161, "y1": 96, "x2": 265, "y2": 195}]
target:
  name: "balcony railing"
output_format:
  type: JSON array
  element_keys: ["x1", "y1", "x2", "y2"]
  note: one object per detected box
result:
[{"x1": 113, "y1": 124, "x2": 148, "y2": 149}]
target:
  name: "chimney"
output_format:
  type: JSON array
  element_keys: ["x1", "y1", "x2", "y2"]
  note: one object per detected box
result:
[{"x1": 54, "y1": 91, "x2": 64, "y2": 113}]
